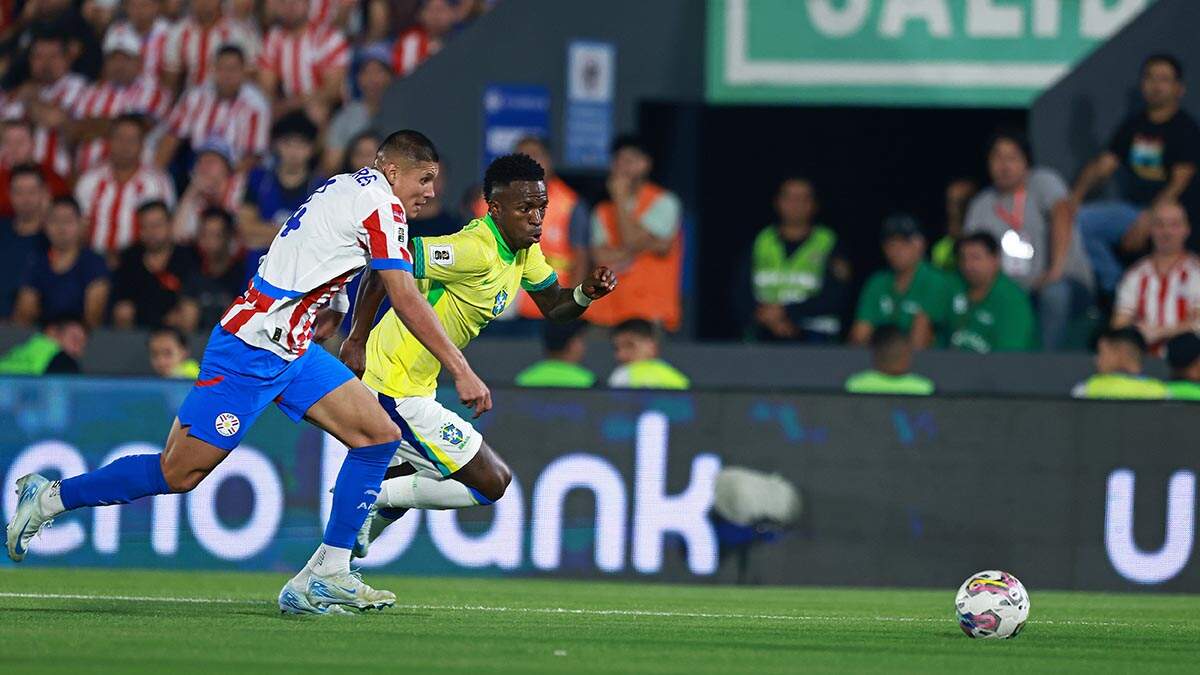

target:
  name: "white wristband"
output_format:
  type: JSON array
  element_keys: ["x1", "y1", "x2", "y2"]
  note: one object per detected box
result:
[{"x1": 573, "y1": 285, "x2": 593, "y2": 307}]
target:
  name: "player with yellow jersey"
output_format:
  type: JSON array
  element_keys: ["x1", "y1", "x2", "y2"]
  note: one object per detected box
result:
[{"x1": 339, "y1": 153, "x2": 617, "y2": 553}]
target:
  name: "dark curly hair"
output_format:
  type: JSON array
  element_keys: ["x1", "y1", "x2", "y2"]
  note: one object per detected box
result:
[{"x1": 483, "y1": 153, "x2": 545, "y2": 199}]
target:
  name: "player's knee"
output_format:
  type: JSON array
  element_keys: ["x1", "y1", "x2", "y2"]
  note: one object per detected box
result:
[
  {"x1": 161, "y1": 462, "x2": 206, "y2": 493},
  {"x1": 479, "y1": 462, "x2": 511, "y2": 503},
  {"x1": 367, "y1": 422, "x2": 403, "y2": 447}
]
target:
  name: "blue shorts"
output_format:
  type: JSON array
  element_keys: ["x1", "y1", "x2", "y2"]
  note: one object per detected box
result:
[{"x1": 177, "y1": 327, "x2": 355, "y2": 450}]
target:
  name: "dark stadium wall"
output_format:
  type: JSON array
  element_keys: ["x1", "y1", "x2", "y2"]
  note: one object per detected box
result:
[{"x1": 1031, "y1": 0, "x2": 1200, "y2": 194}]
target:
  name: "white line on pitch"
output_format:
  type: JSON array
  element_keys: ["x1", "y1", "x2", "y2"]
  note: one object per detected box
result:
[{"x1": 0, "y1": 591, "x2": 1139, "y2": 627}]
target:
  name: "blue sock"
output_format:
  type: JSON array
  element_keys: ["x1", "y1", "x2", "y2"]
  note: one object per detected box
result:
[
  {"x1": 322, "y1": 441, "x2": 398, "y2": 549},
  {"x1": 59, "y1": 454, "x2": 171, "y2": 511}
]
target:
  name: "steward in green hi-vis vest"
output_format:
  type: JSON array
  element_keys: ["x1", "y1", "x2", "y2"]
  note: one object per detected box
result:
[
  {"x1": 751, "y1": 225, "x2": 837, "y2": 305},
  {"x1": 514, "y1": 359, "x2": 596, "y2": 388},
  {"x1": 609, "y1": 358, "x2": 690, "y2": 390},
  {"x1": 1167, "y1": 380, "x2": 1200, "y2": 400},
  {"x1": 0, "y1": 334, "x2": 64, "y2": 375},
  {"x1": 844, "y1": 370, "x2": 935, "y2": 396},
  {"x1": 1072, "y1": 374, "x2": 1168, "y2": 400}
]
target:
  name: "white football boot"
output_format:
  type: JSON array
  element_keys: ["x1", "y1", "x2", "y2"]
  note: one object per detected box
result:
[
  {"x1": 278, "y1": 569, "x2": 352, "y2": 615},
  {"x1": 306, "y1": 569, "x2": 395, "y2": 611},
  {"x1": 6, "y1": 474, "x2": 55, "y2": 562}
]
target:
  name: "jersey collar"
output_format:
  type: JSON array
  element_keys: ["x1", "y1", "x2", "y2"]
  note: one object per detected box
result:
[{"x1": 483, "y1": 213, "x2": 516, "y2": 264}]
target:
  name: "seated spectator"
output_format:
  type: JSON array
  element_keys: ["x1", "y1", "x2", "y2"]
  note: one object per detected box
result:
[
  {"x1": 183, "y1": 207, "x2": 245, "y2": 329},
  {"x1": 1072, "y1": 327, "x2": 1167, "y2": 399},
  {"x1": 931, "y1": 178, "x2": 978, "y2": 272},
  {"x1": 157, "y1": 45, "x2": 270, "y2": 173},
  {"x1": 965, "y1": 130, "x2": 1094, "y2": 350},
  {"x1": 1165, "y1": 332, "x2": 1200, "y2": 400},
  {"x1": 589, "y1": 136, "x2": 684, "y2": 331},
  {"x1": 161, "y1": 0, "x2": 261, "y2": 91},
  {"x1": 12, "y1": 197, "x2": 110, "y2": 329},
  {"x1": 944, "y1": 233, "x2": 1036, "y2": 353},
  {"x1": 322, "y1": 46, "x2": 392, "y2": 175},
  {"x1": 75, "y1": 113, "x2": 177, "y2": 258},
  {"x1": 0, "y1": 118, "x2": 70, "y2": 217},
  {"x1": 103, "y1": 0, "x2": 173, "y2": 82},
  {"x1": 515, "y1": 320, "x2": 595, "y2": 388},
  {"x1": 257, "y1": 0, "x2": 349, "y2": 125},
  {"x1": 850, "y1": 214, "x2": 950, "y2": 349},
  {"x1": 3, "y1": 33, "x2": 84, "y2": 180},
  {"x1": 608, "y1": 318, "x2": 689, "y2": 390},
  {"x1": 0, "y1": 315, "x2": 87, "y2": 375},
  {"x1": 1112, "y1": 201, "x2": 1200, "y2": 355},
  {"x1": 747, "y1": 177, "x2": 851, "y2": 342},
  {"x1": 392, "y1": 0, "x2": 460, "y2": 77},
  {"x1": 173, "y1": 139, "x2": 245, "y2": 242},
  {"x1": 844, "y1": 325, "x2": 935, "y2": 396},
  {"x1": 0, "y1": 164, "x2": 50, "y2": 318},
  {"x1": 1069, "y1": 54, "x2": 1200, "y2": 295},
  {"x1": 240, "y1": 112, "x2": 326, "y2": 263},
  {"x1": 110, "y1": 200, "x2": 198, "y2": 329},
  {"x1": 340, "y1": 129, "x2": 383, "y2": 175},
  {"x1": 147, "y1": 326, "x2": 200, "y2": 379}
]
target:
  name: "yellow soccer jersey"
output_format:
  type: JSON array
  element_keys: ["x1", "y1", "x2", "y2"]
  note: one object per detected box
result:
[{"x1": 364, "y1": 214, "x2": 558, "y2": 398}]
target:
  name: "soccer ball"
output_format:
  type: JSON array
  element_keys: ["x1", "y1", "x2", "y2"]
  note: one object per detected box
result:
[{"x1": 955, "y1": 570, "x2": 1030, "y2": 639}]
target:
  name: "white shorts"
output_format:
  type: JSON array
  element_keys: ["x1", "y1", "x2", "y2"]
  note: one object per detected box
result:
[{"x1": 369, "y1": 388, "x2": 483, "y2": 478}]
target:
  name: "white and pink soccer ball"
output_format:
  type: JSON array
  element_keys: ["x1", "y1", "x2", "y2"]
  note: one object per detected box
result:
[{"x1": 955, "y1": 570, "x2": 1030, "y2": 639}]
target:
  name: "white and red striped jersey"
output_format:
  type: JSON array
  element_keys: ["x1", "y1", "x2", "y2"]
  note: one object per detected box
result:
[
  {"x1": 72, "y1": 76, "x2": 172, "y2": 172},
  {"x1": 258, "y1": 23, "x2": 349, "y2": 98},
  {"x1": 5, "y1": 74, "x2": 87, "y2": 178},
  {"x1": 106, "y1": 18, "x2": 173, "y2": 80},
  {"x1": 391, "y1": 27, "x2": 437, "y2": 77},
  {"x1": 32, "y1": 128, "x2": 71, "y2": 178},
  {"x1": 164, "y1": 15, "x2": 260, "y2": 89},
  {"x1": 310, "y1": 0, "x2": 356, "y2": 26},
  {"x1": 166, "y1": 82, "x2": 270, "y2": 164},
  {"x1": 75, "y1": 163, "x2": 178, "y2": 254},
  {"x1": 173, "y1": 172, "x2": 246, "y2": 242},
  {"x1": 220, "y1": 167, "x2": 413, "y2": 359},
  {"x1": 1116, "y1": 254, "x2": 1200, "y2": 353}
]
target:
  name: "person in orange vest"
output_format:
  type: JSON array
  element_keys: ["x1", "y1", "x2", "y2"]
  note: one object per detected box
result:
[{"x1": 588, "y1": 135, "x2": 684, "y2": 331}]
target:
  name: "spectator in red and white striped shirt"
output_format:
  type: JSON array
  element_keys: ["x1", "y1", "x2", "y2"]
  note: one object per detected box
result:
[
  {"x1": 156, "y1": 45, "x2": 270, "y2": 172},
  {"x1": 0, "y1": 118, "x2": 71, "y2": 216},
  {"x1": 257, "y1": 0, "x2": 349, "y2": 125},
  {"x1": 162, "y1": 0, "x2": 260, "y2": 91},
  {"x1": 105, "y1": 0, "x2": 173, "y2": 83},
  {"x1": 75, "y1": 114, "x2": 177, "y2": 257},
  {"x1": 1113, "y1": 201, "x2": 1200, "y2": 355},
  {"x1": 72, "y1": 29, "x2": 173, "y2": 173},
  {"x1": 321, "y1": 45, "x2": 391, "y2": 174},
  {"x1": 172, "y1": 138, "x2": 245, "y2": 242},
  {"x1": 3, "y1": 33, "x2": 85, "y2": 179},
  {"x1": 391, "y1": 0, "x2": 460, "y2": 77}
]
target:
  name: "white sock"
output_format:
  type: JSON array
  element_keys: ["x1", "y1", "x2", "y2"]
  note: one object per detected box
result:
[
  {"x1": 307, "y1": 543, "x2": 352, "y2": 576},
  {"x1": 379, "y1": 474, "x2": 479, "y2": 510},
  {"x1": 39, "y1": 480, "x2": 65, "y2": 517}
]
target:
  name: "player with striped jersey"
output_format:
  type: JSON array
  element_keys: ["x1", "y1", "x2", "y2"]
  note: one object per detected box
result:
[
  {"x1": 1113, "y1": 201, "x2": 1200, "y2": 355},
  {"x1": 257, "y1": 0, "x2": 349, "y2": 115},
  {"x1": 163, "y1": 0, "x2": 260, "y2": 90},
  {"x1": 7, "y1": 131, "x2": 491, "y2": 616}
]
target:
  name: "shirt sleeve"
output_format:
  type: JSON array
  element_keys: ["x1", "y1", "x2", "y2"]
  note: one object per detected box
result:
[
  {"x1": 411, "y1": 231, "x2": 482, "y2": 284},
  {"x1": 1166, "y1": 116, "x2": 1200, "y2": 168},
  {"x1": 640, "y1": 191, "x2": 681, "y2": 240},
  {"x1": 520, "y1": 243, "x2": 559, "y2": 292},
  {"x1": 854, "y1": 274, "x2": 883, "y2": 325},
  {"x1": 1106, "y1": 117, "x2": 1135, "y2": 162},
  {"x1": 1114, "y1": 268, "x2": 1140, "y2": 317},
  {"x1": 992, "y1": 285, "x2": 1036, "y2": 351},
  {"x1": 962, "y1": 193, "x2": 991, "y2": 234},
  {"x1": 1029, "y1": 168, "x2": 1069, "y2": 212},
  {"x1": 360, "y1": 196, "x2": 414, "y2": 273},
  {"x1": 329, "y1": 285, "x2": 350, "y2": 313}
]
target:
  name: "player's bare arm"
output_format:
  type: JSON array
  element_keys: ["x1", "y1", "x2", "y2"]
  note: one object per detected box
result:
[{"x1": 529, "y1": 266, "x2": 618, "y2": 322}]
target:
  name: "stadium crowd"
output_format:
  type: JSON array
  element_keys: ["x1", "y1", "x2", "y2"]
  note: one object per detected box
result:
[{"x1": 0, "y1": 3, "x2": 1197, "y2": 399}]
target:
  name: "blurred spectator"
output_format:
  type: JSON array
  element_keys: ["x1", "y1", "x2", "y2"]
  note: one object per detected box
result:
[
  {"x1": 1165, "y1": 332, "x2": 1200, "y2": 400},
  {"x1": 75, "y1": 113, "x2": 176, "y2": 257},
  {"x1": 514, "y1": 320, "x2": 595, "y2": 388},
  {"x1": 157, "y1": 45, "x2": 270, "y2": 172},
  {"x1": 147, "y1": 326, "x2": 199, "y2": 378},
  {"x1": 257, "y1": 0, "x2": 348, "y2": 125},
  {"x1": 0, "y1": 315, "x2": 87, "y2": 375},
  {"x1": 844, "y1": 325, "x2": 934, "y2": 396},
  {"x1": 1111, "y1": 201, "x2": 1200, "y2": 354},
  {"x1": 110, "y1": 200, "x2": 197, "y2": 329},
  {"x1": 0, "y1": 164, "x2": 49, "y2": 318},
  {"x1": 182, "y1": 207, "x2": 244, "y2": 329},
  {"x1": 3, "y1": 32, "x2": 83, "y2": 178},
  {"x1": 589, "y1": 136, "x2": 683, "y2": 331},
  {"x1": 339, "y1": 129, "x2": 382, "y2": 175},
  {"x1": 0, "y1": 118, "x2": 69, "y2": 216},
  {"x1": 172, "y1": 139, "x2": 244, "y2": 241},
  {"x1": 392, "y1": 0, "x2": 459, "y2": 77},
  {"x1": 850, "y1": 214, "x2": 950, "y2": 349},
  {"x1": 747, "y1": 177, "x2": 850, "y2": 342},
  {"x1": 322, "y1": 46, "x2": 391, "y2": 175},
  {"x1": 239, "y1": 111, "x2": 325, "y2": 252},
  {"x1": 964, "y1": 131, "x2": 1094, "y2": 350},
  {"x1": 944, "y1": 233, "x2": 1036, "y2": 353},
  {"x1": 311, "y1": 0, "x2": 360, "y2": 30},
  {"x1": 608, "y1": 318, "x2": 689, "y2": 390},
  {"x1": 162, "y1": 0, "x2": 260, "y2": 91},
  {"x1": 1071, "y1": 327, "x2": 1167, "y2": 399},
  {"x1": 509, "y1": 136, "x2": 590, "y2": 321},
  {"x1": 931, "y1": 178, "x2": 978, "y2": 272},
  {"x1": 72, "y1": 28, "x2": 172, "y2": 174},
  {"x1": 12, "y1": 197, "x2": 109, "y2": 328},
  {"x1": 103, "y1": 0, "x2": 172, "y2": 81},
  {"x1": 1070, "y1": 54, "x2": 1200, "y2": 294},
  {"x1": 1, "y1": 0, "x2": 101, "y2": 84},
  {"x1": 408, "y1": 160, "x2": 459, "y2": 238}
]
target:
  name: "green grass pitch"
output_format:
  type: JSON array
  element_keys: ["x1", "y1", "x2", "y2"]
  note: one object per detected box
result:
[{"x1": 0, "y1": 568, "x2": 1197, "y2": 674}]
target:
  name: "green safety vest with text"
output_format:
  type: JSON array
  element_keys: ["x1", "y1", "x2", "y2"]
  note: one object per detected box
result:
[
  {"x1": 0, "y1": 334, "x2": 62, "y2": 375},
  {"x1": 844, "y1": 370, "x2": 935, "y2": 396},
  {"x1": 752, "y1": 225, "x2": 836, "y2": 305},
  {"x1": 515, "y1": 360, "x2": 596, "y2": 388}
]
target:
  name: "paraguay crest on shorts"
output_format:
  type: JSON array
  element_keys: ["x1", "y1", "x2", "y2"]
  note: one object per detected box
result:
[
  {"x1": 439, "y1": 422, "x2": 466, "y2": 448},
  {"x1": 215, "y1": 413, "x2": 241, "y2": 437}
]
